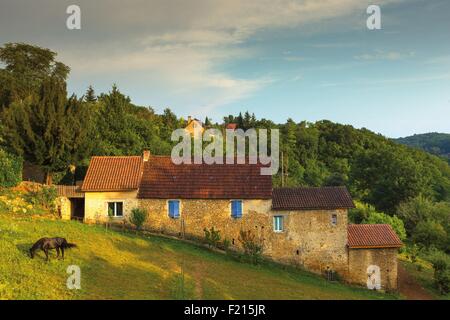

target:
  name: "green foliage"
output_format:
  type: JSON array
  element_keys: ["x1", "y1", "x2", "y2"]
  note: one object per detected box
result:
[
  {"x1": 129, "y1": 208, "x2": 148, "y2": 230},
  {"x1": 0, "y1": 149, "x2": 22, "y2": 187},
  {"x1": 427, "y1": 249, "x2": 450, "y2": 295},
  {"x1": 349, "y1": 202, "x2": 407, "y2": 240},
  {"x1": 203, "y1": 227, "x2": 221, "y2": 248},
  {"x1": 397, "y1": 197, "x2": 449, "y2": 251},
  {"x1": 0, "y1": 42, "x2": 70, "y2": 106},
  {"x1": 238, "y1": 229, "x2": 263, "y2": 264},
  {"x1": 413, "y1": 220, "x2": 447, "y2": 250},
  {"x1": 24, "y1": 185, "x2": 57, "y2": 212},
  {"x1": 395, "y1": 133, "x2": 450, "y2": 160}
]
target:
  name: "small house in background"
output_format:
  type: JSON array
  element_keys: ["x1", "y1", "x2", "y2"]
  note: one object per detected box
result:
[{"x1": 185, "y1": 116, "x2": 204, "y2": 135}]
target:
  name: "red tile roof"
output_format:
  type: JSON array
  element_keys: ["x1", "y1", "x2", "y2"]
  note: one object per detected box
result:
[
  {"x1": 272, "y1": 186, "x2": 355, "y2": 210},
  {"x1": 138, "y1": 156, "x2": 272, "y2": 199},
  {"x1": 226, "y1": 123, "x2": 238, "y2": 130},
  {"x1": 81, "y1": 156, "x2": 143, "y2": 192},
  {"x1": 348, "y1": 224, "x2": 403, "y2": 248}
]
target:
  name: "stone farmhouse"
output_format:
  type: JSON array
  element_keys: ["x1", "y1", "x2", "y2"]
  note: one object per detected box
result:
[{"x1": 56, "y1": 151, "x2": 403, "y2": 291}]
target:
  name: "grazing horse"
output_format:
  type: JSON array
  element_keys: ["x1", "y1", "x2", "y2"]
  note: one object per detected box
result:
[{"x1": 30, "y1": 237, "x2": 77, "y2": 261}]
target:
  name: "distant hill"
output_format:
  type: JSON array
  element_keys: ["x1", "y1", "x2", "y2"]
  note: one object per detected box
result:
[{"x1": 395, "y1": 133, "x2": 450, "y2": 160}]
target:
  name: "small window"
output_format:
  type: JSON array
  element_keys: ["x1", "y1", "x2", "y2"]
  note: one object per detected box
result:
[
  {"x1": 331, "y1": 214, "x2": 337, "y2": 226},
  {"x1": 108, "y1": 202, "x2": 123, "y2": 217},
  {"x1": 168, "y1": 200, "x2": 180, "y2": 219},
  {"x1": 231, "y1": 200, "x2": 243, "y2": 218},
  {"x1": 273, "y1": 215, "x2": 284, "y2": 232}
]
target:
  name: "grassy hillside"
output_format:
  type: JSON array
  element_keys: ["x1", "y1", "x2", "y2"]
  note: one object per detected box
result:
[{"x1": 0, "y1": 212, "x2": 398, "y2": 300}]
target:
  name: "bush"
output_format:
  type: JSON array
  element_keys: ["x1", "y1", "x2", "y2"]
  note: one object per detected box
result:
[
  {"x1": 203, "y1": 227, "x2": 221, "y2": 248},
  {"x1": 349, "y1": 202, "x2": 407, "y2": 240},
  {"x1": 0, "y1": 149, "x2": 22, "y2": 187},
  {"x1": 413, "y1": 220, "x2": 447, "y2": 249},
  {"x1": 24, "y1": 185, "x2": 57, "y2": 211},
  {"x1": 238, "y1": 229, "x2": 263, "y2": 264},
  {"x1": 129, "y1": 208, "x2": 148, "y2": 230},
  {"x1": 428, "y1": 250, "x2": 450, "y2": 295}
]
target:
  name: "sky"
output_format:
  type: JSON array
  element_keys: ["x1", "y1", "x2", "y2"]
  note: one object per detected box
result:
[{"x1": 0, "y1": 0, "x2": 449, "y2": 138}]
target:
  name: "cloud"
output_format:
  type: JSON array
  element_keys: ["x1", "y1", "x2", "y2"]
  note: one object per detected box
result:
[
  {"x1": 0, "y1": 0, "x2": 406, "y2": 117},
  {"x1": 354, "y1": 50, "x2": 415, "y2": 61}
]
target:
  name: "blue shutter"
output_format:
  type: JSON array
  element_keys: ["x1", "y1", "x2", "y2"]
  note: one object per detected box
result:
[
  {"x1": 231, "y1": 200, "x2": 242, "y2": 218},
  {"x1": 236, "y1": 201, "x2": 242, "y2": 218},
  {"x1": 168, "y1": 201, "x2": 174, "y2": 218},
  {"x1": 173, "y1": 201, "x2": 180, "y2": 218}
]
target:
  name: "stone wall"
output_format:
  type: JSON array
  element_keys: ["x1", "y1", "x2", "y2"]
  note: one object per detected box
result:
[
  {"x1": 347, "y1": 248, "x2": 398, "y2": 291},
  {"x1": 139, "y1": 199, "x2": 348, "y2": 276},
  {"x1": 84, "y1": 191, "x2": 139, "y2": 223}
]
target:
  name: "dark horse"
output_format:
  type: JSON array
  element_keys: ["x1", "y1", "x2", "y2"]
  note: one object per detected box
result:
[{"x1": 30, "y1": 237, "x2": 77, "y2": 261}]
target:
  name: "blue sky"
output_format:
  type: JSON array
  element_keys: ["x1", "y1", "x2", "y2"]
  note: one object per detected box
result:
[{"x1": 1, "y1": 0, "x2": 449, "y2": 137}]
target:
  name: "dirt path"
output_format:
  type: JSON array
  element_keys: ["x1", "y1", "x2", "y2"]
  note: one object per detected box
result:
[{"x1": 398, "y1": 264, "x2": 433, "y2": 300}]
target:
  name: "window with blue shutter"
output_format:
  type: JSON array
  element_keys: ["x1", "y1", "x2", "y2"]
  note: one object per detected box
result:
[
  {"x1": 231, "y1": 200, "x2": 243, "y2": 218},
  {"x1": 168, "y1": 200, "x2": 180, "y2": 219}
]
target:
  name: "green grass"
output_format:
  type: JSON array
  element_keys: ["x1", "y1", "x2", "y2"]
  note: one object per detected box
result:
[{"x1": 0, "y1": 212, "x2": 398, "y2": 300}]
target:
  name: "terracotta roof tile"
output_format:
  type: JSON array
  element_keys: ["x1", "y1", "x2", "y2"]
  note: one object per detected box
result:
[
  {"x1": 348, "y1": 224, "x2": 403, "y2": 248},
  {"x1": 81, "y1": 156, "x2": 143, "y2": 191},
  {"x1": 272, "y1": 186, "x2": 355, "y2": 210},
  {"x1": 138, "y1": 156, "x2": 272, "y2": 199},
  {"x1": 56, "y1": 185, "x2": 84, "y2": 198}
]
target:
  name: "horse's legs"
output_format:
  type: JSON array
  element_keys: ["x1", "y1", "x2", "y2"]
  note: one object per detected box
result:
[
  {"x1": 61, "y1": 247, "x2": 65, "y2": 260},
  {"x1": 44, "y1": 249, "x2": 49, "y2": 261},
  {"x1": 56, "y1": 247, "x2": 60, "y2": 258}
]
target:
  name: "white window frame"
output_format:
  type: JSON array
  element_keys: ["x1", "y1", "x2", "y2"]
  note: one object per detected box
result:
[
  {"x1": 273, "y1": 215, "x2": 284, "y2": 233},
  {"x1": 107, "y1": 201, "x2": 124, "y2": 218},
  {"x1": 331, "y1": 213, "x2": 338, "y2": 226}
]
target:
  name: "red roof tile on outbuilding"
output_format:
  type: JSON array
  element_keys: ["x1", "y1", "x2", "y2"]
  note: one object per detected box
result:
[
  {"x1": 81, "y1": 156, "x2": 143, "y2": 192},
  {"x1": 137, "y1": 156, "x2": 272, "y2": 199},
  {"x1": 348, "y1": 224, "x2": 403, "y2": 249},
  {"x1": 272, "y1": 186, "x2": 355, "y2": 210}
]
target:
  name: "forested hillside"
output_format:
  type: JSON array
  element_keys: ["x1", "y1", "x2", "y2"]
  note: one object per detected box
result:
[
  {"x1": 0, "y1": 43, "x2": 449, "y2": 292},
  {"x1": 395, "y1": 133, "x2": 450, "y2": 161}
]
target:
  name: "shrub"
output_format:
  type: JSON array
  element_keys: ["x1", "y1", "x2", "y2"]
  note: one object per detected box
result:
[
  {"x1": 413, "y1": 220, "x2": 447, "y2": 249},
  {"x1": 238, "y1": 229, "x2": 263, "y2": 264},
  {"x1": 129, "y1": 208, "x2": 148, "y2": 230},
  {"x1": 0, "y1": 149, "x2": 22, "y2": 188},
  {"x1": 203, "y1": 227, "x2": 221, "y2": 248},
  {"x1": 428, "y1": 250, "x2": 450, "y2": 295},
  {"x1": 24, "y1": 185, "x2": 57, "y2": 212},
  {"x1": 349, "y1": 202, "x2": 407, "y2": 240}
]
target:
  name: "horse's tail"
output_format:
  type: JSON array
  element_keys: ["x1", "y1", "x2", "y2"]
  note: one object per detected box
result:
[{"x1": 62, "y1": 242, "x2": 77, "y2": 249}]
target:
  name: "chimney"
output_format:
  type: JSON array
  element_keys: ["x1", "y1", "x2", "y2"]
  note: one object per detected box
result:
[
  {"x1": 188, "y1": 116, "x2": 192, "y2": 123},
  {"x1": 143, "y1": 150, "x2": 151, "y2": 162}
]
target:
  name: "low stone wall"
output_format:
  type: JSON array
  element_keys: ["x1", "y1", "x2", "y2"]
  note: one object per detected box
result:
[{"x1": 347, "y1": 247, "x2": 398, "y2": 291}]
